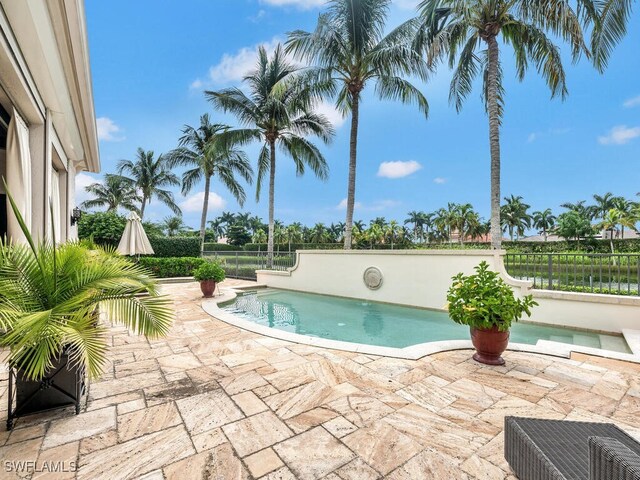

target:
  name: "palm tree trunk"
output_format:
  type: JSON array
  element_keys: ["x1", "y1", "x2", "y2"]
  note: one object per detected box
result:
[
  {"x1": 199, "y1": 174, "x2": 211, "y2": 249},
  {"x1": 343, "y1": 93, "x2": 360, "y2": 250},
  {"x1": 140, "y1": 196, "x2": 147, "y2": 219},
  {"x1": 267, "y1": 141, "x2": 276, "y2": 268},
  {"x1": 486, "y1": 35, "x2": 502, "y2": 250}
]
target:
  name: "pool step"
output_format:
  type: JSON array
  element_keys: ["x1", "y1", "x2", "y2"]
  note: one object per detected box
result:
[{"x1": 621, "y1": 329, "x2": 640, "y2": 356}]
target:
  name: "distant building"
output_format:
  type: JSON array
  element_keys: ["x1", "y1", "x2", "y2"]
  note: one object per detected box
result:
[{"x1": 0, "y1": 0, "x2": 99, "y2": 243}]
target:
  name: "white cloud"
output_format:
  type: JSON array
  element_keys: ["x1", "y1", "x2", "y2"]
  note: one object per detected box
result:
[
  {"x1": 377, "y1": 160, "x2": 422, "y2": 179},
  {"x1": 75, "y1": 173, "x2": 100, "y2": 207},
  {"x1": 96, "y1": 117, "x2": 124, "y2": 142},
  {"x1": 191, "y1": 37, "x2": 282, "y2": 88},
  {"x1": 336, "y1": 198, "x2": 399, "y2": 212},
  {"x1": 598, "y1": 125, "x2": 640, "y2": 145},
  {"x1": 259, "y1": 0, "x2": 326, "y2": 9},
  {"x1": 623, "y1": 95, "x2": 640, "y2": 108},
  {"x1": 179, "y1": 191, "x2": 226, "y2": 213},
  {"x1": 433, "y1": 177, "x2": 446, "y2": 184},
  {"x1": 316, "y1": 101, "x2": 346, "y2": 129}
]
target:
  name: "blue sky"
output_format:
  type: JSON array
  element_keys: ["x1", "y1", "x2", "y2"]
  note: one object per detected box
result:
[{"x1": 82, "y1": 0, "x2": 640, "y2": 229}]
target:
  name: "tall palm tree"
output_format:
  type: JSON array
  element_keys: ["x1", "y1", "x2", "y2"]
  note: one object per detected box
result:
[
  {"x1": 285, "y1": 223, "x2": 304, "y2": 251},
  {"x1": 117, "y1": 148, "x2": 181, "y2": 219},
  {"x1": 386, "y1": 220, "x2": 402, "y2": 249},
  {"x1": 531, "y1": 208, "x2": 556, "y2": 241},
  {"x1": 207, "y1": 218, "x2": 226, "y2": 241},
  {"x1": 416, "y1": 0, "x2": 586, "y2": 249},
  {"x1": 501, "y1": 195, "x2": 531, "y2": 241},
  {"x1": 161, "y1": 216, "x2": 185, "y2": 237},
  {"x1": 286, "y1": 0, "x2": 429, "y2": 250},
  {"x1": 310, "y1": 223, "x2": 329, "y2": 243},
  {"x1": 81, "y1": 174, "x2": 141, "y2": 214},
  {"x1": 207, "y1": 45, "x2": 333, "y2": 265},
  {"x1": 166, "y1": 115, "x2": 253, "y2": 245}
]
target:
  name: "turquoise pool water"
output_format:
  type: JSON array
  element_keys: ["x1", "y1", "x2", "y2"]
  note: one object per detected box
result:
[{"x1": 221, "y1": 289, "x2": 631, "y2": 353}]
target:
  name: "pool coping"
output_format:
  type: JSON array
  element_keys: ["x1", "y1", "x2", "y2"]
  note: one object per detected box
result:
[{"x1": 201, "y1": 287, "x2": 640, "y2": 363}]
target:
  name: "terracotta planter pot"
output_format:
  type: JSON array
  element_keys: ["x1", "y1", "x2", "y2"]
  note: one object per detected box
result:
[
  {"x1": 470, "y1": 326, "x2": 510, "y2": 366},
  {"x1": 199, "y1": 280, "x2": 217, "y2": 298}
]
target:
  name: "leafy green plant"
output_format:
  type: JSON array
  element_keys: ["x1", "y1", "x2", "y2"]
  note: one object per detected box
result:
[
  {"x1": 446, "y1": 261, "x2": 537, "y2": 331},
  {"x1": 147, "y1": 236, "x2": 201, "y2": 257},
  {"x1": 0, "y1": 189, "x2": 174, "y2": 381},
  {"x1": 193, "y1": 261, "x2": 226, "y2": 282},
  {"x1": 138, "y1": 257, "x2": 206, "y2": 277},
  {"x1": 77, "y1": 211, "x2": 126, "y2": 247}
]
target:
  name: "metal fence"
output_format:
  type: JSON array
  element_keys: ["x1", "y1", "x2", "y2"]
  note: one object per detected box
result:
[
  {"x1": 504, "y1": 253, "x2": 640, "y2": 296},
  {"x1": 202, "y1": 251, "x2": 297, "y2": 280}
]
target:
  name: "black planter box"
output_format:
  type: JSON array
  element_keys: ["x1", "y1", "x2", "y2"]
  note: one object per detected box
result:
[{"x1": 6, "y1": 349, "x2": 85, "y2": 430}]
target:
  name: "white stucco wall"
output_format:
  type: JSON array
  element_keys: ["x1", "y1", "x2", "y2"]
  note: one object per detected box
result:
[{"x1": 257, "y1": 250, "x2": 640, "y2": 334}]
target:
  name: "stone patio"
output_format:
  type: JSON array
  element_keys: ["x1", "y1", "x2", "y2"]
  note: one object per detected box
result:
[{"x1": 1, "y1": 280, "x2": 640, "y2": 479}]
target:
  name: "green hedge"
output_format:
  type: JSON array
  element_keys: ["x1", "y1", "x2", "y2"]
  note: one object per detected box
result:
[
  {"x1": 415, "y1": 239, "x2": 640, "y2": 253},
  {"x1": 148, "y1": 236, "x2": 201, "y2": 258},
  {"x1": 243, "y1": 243, "x2": 343, "y2": 252},
  {"x1": 138, "y1": 257, "x2": 206, "y2": 277},
  {"x1": 202, "y1": 243, "x2": 242, "y2": 252}
]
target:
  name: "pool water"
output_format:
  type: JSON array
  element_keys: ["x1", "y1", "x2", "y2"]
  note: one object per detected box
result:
[{"x1": 221, "y1": 289, "x2": 631, "y2": 354}]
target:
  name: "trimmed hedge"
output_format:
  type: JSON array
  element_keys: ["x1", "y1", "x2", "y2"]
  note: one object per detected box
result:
[
  {"x1": 138, "y1": 257, "x2": 206, "y2": 277},
  {"x1": 202, "y1": 243, "x2": 242, "y2": 252},
  {"x1": 416, "y1": 239, "x2": 640, "y2": 253},
  {"x1": 243, "y1": 243, "x2": 343, "y2": 252},
  {"x1": 148, "y1": 236, "x2": 201, "y2": 258}
]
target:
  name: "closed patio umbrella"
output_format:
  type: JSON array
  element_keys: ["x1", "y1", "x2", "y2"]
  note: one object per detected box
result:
[{"x1": 117, "y1": 211, "x2": 154, "y2": 256}]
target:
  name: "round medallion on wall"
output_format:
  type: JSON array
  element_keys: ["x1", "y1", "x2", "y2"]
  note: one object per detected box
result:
[{"x1": 363, "y1": 267, "x2": 383, "y2": 290}]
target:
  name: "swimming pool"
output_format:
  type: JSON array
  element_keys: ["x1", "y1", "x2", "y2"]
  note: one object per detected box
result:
[{"x1": 220, "y1": 289, "x2": 631, "y2": 354}]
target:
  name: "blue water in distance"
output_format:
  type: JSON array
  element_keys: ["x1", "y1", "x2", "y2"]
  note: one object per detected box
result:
[{"x1": 221, "y1": 289, "x2": 631, "y2": 353}]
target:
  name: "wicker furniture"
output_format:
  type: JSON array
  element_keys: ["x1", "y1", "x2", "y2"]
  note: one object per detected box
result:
[{"x1": 505, "y1": 416, "x2": 640, "y2": 480}]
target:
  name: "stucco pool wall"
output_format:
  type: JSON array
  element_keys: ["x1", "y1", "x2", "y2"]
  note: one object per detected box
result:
[{"x1": 256, "y1": 250, "x2": 640, "y2": 335}]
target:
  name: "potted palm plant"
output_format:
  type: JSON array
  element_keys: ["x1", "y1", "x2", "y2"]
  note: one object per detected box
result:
[
  {"x1": 446, "y1": 261, "x2": 537, "y2": 365},
  {"x1": 193, "y1": 261, "x2": 226, "y2": 297},
  {"x1": 0, "y1": 189, "x2": 174, "y2": 429}
]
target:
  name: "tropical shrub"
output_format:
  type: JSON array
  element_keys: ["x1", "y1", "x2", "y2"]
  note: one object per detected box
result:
[
  {"x1": 148, "y1": 236, "x2": 201, "y2": 258},
  {"x1": 0, "y1": 192, "x2": 173, "y2": 380},
  {"x1": 193, "y1": 261, "x2": 226, "y2": 282},
  {"x1": 77, "y1": 211, "x2": 126, "y2": 247},
  {"x1": 138, "y1": 257, "x2": 206, "y2": 278},
  {"x1": 446, "y1": 261, "x2": 537, "y2": 331}
]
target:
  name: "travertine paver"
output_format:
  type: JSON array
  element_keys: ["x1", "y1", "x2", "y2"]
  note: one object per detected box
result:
[{"x1": 1, "y1": 279, "x2": 640, "y2": 479}]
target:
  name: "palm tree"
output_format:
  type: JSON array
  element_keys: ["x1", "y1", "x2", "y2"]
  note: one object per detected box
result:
[
  {"x1": 591, "y1": 192, "x2": 620, "y2": 222},
  {"x1": 531, "y1": 209, "x2": 556, "y2": 241},
  {"x1": 434, "y1": 203, "x2": 458, "y2": 243},
  {"x1": 612, "y1": 197, "x2": 634, "y2": 238},
  {"x1": 161, "y1": 216, "x2": 185, "y2": 237},
  {"x1": 416, "y1": 0, "x2": 585, "y2": 249},
  {"x1": 286, "y1": 0, "x2": 429, "y2": 250},
  {"x1": 386, "y1": 221, "x2": 402, "y2": 249},
  {"x1": 285, "y1": 223, "x2": 304, "y2": 251},
  {"x1": 81, "y1": 174, "x2": 141, "y2": 214},
  {"x1": 501, "y1": 195, "x2": 531, "y2": 241},
  {"x1": 207, "y1": 45, "x2": 333, "y2": 265},
  {"x1": 117, "y1": 148, "x2": 181, "y2": 219},
  {"x1": 166, "y1": 115, "x2": 253, "y2": 245},
  {"x1": 561, "y1": 200, "x2": 590, "y2": 218},
  {"x1": 0, "y1": 191, "x2": 173, "y2": 381},
  {"x1": 365, "y1": 224, "x2": 385, "y2": 249},
  {"x1": 405, "y1": 211, "x2": 426, "y2": 242},
  {"x1": 207, "y1": 218, "x2": 226, "y2": 241},
  {"x1": 310, "y1": 223, "x2": 329, "y2": 243},
  {"x1": 453, "y1": 203, "x2": 476, "y2": 243},
  {"x1": 587, "y1": 0, "x2": 634, "y2": 71}
]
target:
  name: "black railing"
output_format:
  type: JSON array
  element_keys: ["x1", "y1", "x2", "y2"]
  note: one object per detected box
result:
[
  {"x1": 202, "y1": 251, "x2": 297, "y2": 280},
  {"x1": 504, "y1": 253, "x2": 640, "y2": 296}
]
